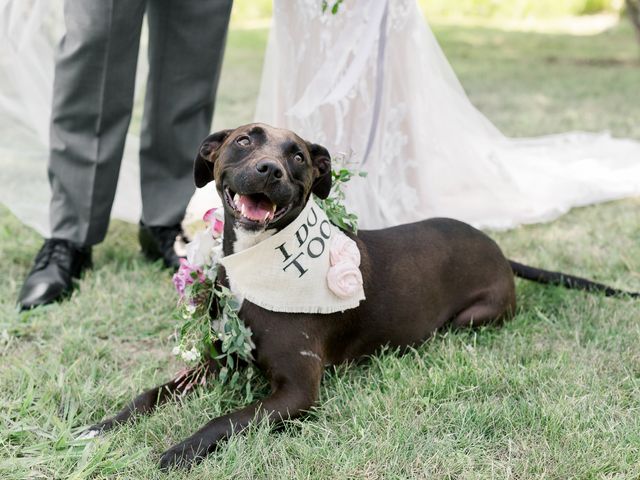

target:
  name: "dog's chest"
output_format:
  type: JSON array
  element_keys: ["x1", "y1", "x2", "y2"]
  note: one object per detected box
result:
[{"x1": 231, "y1": 227, "x2": 276, "y2": 253}]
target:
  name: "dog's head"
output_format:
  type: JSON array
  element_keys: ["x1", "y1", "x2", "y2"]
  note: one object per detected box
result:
[{"x1": 194, "y1": 123, "x2": 332, "y2": 232}]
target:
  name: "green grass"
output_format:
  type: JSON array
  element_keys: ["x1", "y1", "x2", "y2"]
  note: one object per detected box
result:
[{"x1": 1, "y1": 18, "x2": 640, "y2": 480}]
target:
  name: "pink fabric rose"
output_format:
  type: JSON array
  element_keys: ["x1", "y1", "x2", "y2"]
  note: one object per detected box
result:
[
  {"x1": 172, "y1": 258, "x2": 206, "y2": 298},
  {"x1": 327, "y1": 261, "x2": 363, "y2": 299},
  {"x1": 203, "y1": 208, "x2": 224, "y2": 238},
  {"x1": 329, "y1": 233, "x2": 361, "y2": 267}
]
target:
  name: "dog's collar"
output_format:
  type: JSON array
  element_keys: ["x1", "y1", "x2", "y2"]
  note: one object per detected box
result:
[{"x1": 220, "y1": 198, "x2": 366, "y2": 314}]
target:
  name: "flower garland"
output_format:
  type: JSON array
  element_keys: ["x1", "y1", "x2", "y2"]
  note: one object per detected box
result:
[
  {"x1": 317, "y1": 166, "x2": 366, "y2": 233},
  {"x1": 171, "y1": 158, "x2": 364, "y2": 397}
]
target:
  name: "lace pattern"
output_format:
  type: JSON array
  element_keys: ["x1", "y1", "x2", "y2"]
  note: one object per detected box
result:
[{"x1": 255, "y1": 0, "x2": 640, "y2": 230}]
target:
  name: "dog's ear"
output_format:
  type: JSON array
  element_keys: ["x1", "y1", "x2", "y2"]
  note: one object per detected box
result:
[
  {"x1": 308, "y1": 143, "x2": 332, "y2": 199},
  {"x1": 194, "y1": 129, "x2": 233, "y2": 188}
]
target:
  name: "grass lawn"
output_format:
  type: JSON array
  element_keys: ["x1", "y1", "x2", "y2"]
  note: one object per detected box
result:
[{"x1": 1, "y1": 16, "x2": 640, "y2": 480}]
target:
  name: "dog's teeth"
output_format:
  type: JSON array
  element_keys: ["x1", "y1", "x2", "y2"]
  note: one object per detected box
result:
[
  {"x1": 263, "y1": 212, "x2": 270, "y2": 222},
  {"x1": 271, "y1": 203, "x2": 276, "y2": 213},
  {"x1": 233, "y1": 193, "x2": 240, "y2": 206},
  {"x1": 240, "y1": 204, "x2": 246, "y2": 216}
]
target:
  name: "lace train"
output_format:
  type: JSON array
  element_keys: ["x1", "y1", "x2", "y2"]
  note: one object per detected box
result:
[{"x1": 253, "y1": 0, "x2": 640, "y2": 230}]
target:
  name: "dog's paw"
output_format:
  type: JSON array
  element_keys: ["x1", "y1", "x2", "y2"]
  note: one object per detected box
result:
[
  {"x1": 159, "y1": 440, "x2": 206, "y2": 470},
  {"x1": 83, "y1": 417, "x2": 117, "y2": 436},
  {"x1": 76, "y1": 419, "x2": 116, "y2": 440},
  {"x1": 76, "y1": 428, "x2": 101, "y2": 440}
]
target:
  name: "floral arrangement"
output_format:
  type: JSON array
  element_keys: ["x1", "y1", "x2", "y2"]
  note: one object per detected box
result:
[
  {"x1": 317, "y1": 166, "x2": 366, "y2": 233},
  {"x1": 171, "y1": 160, "x2": 364, "y2": 397},
  {"x1": 171, "y1": 208, "x2": 256, "y2": 398},
  {"x1": 327, "y1": 233, "x2": 363, "y2": 299}
]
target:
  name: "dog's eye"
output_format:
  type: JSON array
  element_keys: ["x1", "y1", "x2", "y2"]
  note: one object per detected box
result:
[
  {"x1": 293, "y1": 152, "x2": 304, "y2": 163},
  {"x1": 236, "y1": 135, "x2": 251, "y2": 147}
]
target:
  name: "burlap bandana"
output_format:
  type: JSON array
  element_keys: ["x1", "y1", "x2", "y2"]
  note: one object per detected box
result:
[{"x1": 220, "y1": 198, "x2": 366, "y2": 314}]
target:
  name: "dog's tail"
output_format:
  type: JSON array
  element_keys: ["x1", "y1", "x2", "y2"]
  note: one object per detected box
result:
[{"x1": 508, "y1": 260, "x2": 639, "y2": 299}]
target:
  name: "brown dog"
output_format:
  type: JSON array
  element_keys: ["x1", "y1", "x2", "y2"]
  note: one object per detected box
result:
[{"x1": 88, "y1": 123, "x2": 637, "y2": 469}]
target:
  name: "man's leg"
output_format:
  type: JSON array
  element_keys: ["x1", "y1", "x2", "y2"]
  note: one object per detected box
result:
[
  {"x1": 137, "y1": 0, "x2": 232, "y2": 268},
  {"x1": 49, "y1": 0, "x2": 146, "y2": 246},
  {"x1": 139, "y1": 0, "x2": 232, "y2": 227},
  {"x1": 18, "y1": 0, "x2": 146, "y2": 310}
]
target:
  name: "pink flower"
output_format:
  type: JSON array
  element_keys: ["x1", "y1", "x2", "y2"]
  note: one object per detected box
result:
[
  {"x1": 172, "y1": 273, "x2": 187, "y2": 298},
  {"x1": 329, "y1": 233, "x2": 361, "y2": 267},
  {"x1": 202, "y1": 207, "x2": 217, "y2": 224},
  {"x1": 327, "y1": 261, "x2": 363, "y2": 299},
  {"x1": 203, "y1": 208, "x2": 224, "y2": 238},
  {"x1": 327, "y1": 233, "x2": 362, "y2": 299},
  {"x1": 172, "y1": 258, "x2": 206, "y2": 298}
]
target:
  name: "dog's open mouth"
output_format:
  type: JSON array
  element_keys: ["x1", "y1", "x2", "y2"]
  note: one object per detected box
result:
[{"x1": 224, "y1": 187, "x2": 290, "y2": 226}]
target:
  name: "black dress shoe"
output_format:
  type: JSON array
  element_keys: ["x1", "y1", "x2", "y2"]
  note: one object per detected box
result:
[
  {"x1": 17, "y1": 239, "x2": 92, "y2": 311},
  {"x1": 138, "y1": 222, "x2": 188, "y2": 270}
]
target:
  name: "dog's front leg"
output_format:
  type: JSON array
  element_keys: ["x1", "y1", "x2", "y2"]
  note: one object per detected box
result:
[
  {"x1": 85, "y1": 359, "x2": 219, "y2": 435},
  {"x1": 159, "y1": 359, "x2": 322, "y2": 470}
]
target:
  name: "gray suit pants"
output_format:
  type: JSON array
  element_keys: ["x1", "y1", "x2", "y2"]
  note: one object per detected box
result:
[{"x1": 48, "y1": 0, "x2": 233, "y2": 246}]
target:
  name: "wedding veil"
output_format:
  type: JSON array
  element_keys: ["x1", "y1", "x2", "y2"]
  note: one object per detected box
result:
[{"x1": 0, "y1": 0, "x2": 144, "y2": 237}]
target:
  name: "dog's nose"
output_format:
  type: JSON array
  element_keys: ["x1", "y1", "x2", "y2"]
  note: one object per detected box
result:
[{"x1": 256, "y1": 159, "x2": 284, "y2": 180}]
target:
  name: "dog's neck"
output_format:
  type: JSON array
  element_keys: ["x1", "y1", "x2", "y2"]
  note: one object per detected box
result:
[{"x1": 222, "y1": 215, "x2": 276, "y2": 256}]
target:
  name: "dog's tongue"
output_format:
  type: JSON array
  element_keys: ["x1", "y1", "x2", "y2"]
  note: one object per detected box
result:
[{"x1": 237, "y1": 194, "x2": 276, "y2": 222}]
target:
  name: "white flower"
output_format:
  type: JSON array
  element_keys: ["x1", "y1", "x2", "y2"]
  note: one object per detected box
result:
[
  {"x1": 185, "y1": 303, "x2": 197, "y2": 314},
  {"x1": 333, "y1": 148, "x2": 356, "y2": 169},
  {"x1": 211, "y1": 314, "x2": 228, "y2": 336},
  {"x1": 204, "y1": 264, "x2": 218, "y2": 281},
  {"x1": 180, "y1": 347, "x2": 201, "y2": 364},
  {"x1": 171, "y1": 346, "x2": 181, "y2": 356},
  {"x1": 211, "y1": 319, "x2": 222, "y2": 333},
  {"x1": 186, "y1": 229, "x2": 218, "y2": 267},
  {"x1": 181, "y1": 350, "x2": 194, "y2": 362},
  {"x1": 210, "y1": 243, "x2": 223, "y2": 266},
  {"x1": 203, "y1": 243, "x2": 223, "y2": 281}
]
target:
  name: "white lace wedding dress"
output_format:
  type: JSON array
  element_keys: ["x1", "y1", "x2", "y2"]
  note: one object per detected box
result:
[
  {"x1": 1, "y1": 0, "x2": 639, "y2": 236},
  {"x1": 254, "y1": 0, "x2": 640, "y2": 230}
]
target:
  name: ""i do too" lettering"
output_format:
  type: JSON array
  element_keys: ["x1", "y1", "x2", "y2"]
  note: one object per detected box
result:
[{"x1": 275, "y1": 207, "x2": 331, "y2": 277}]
